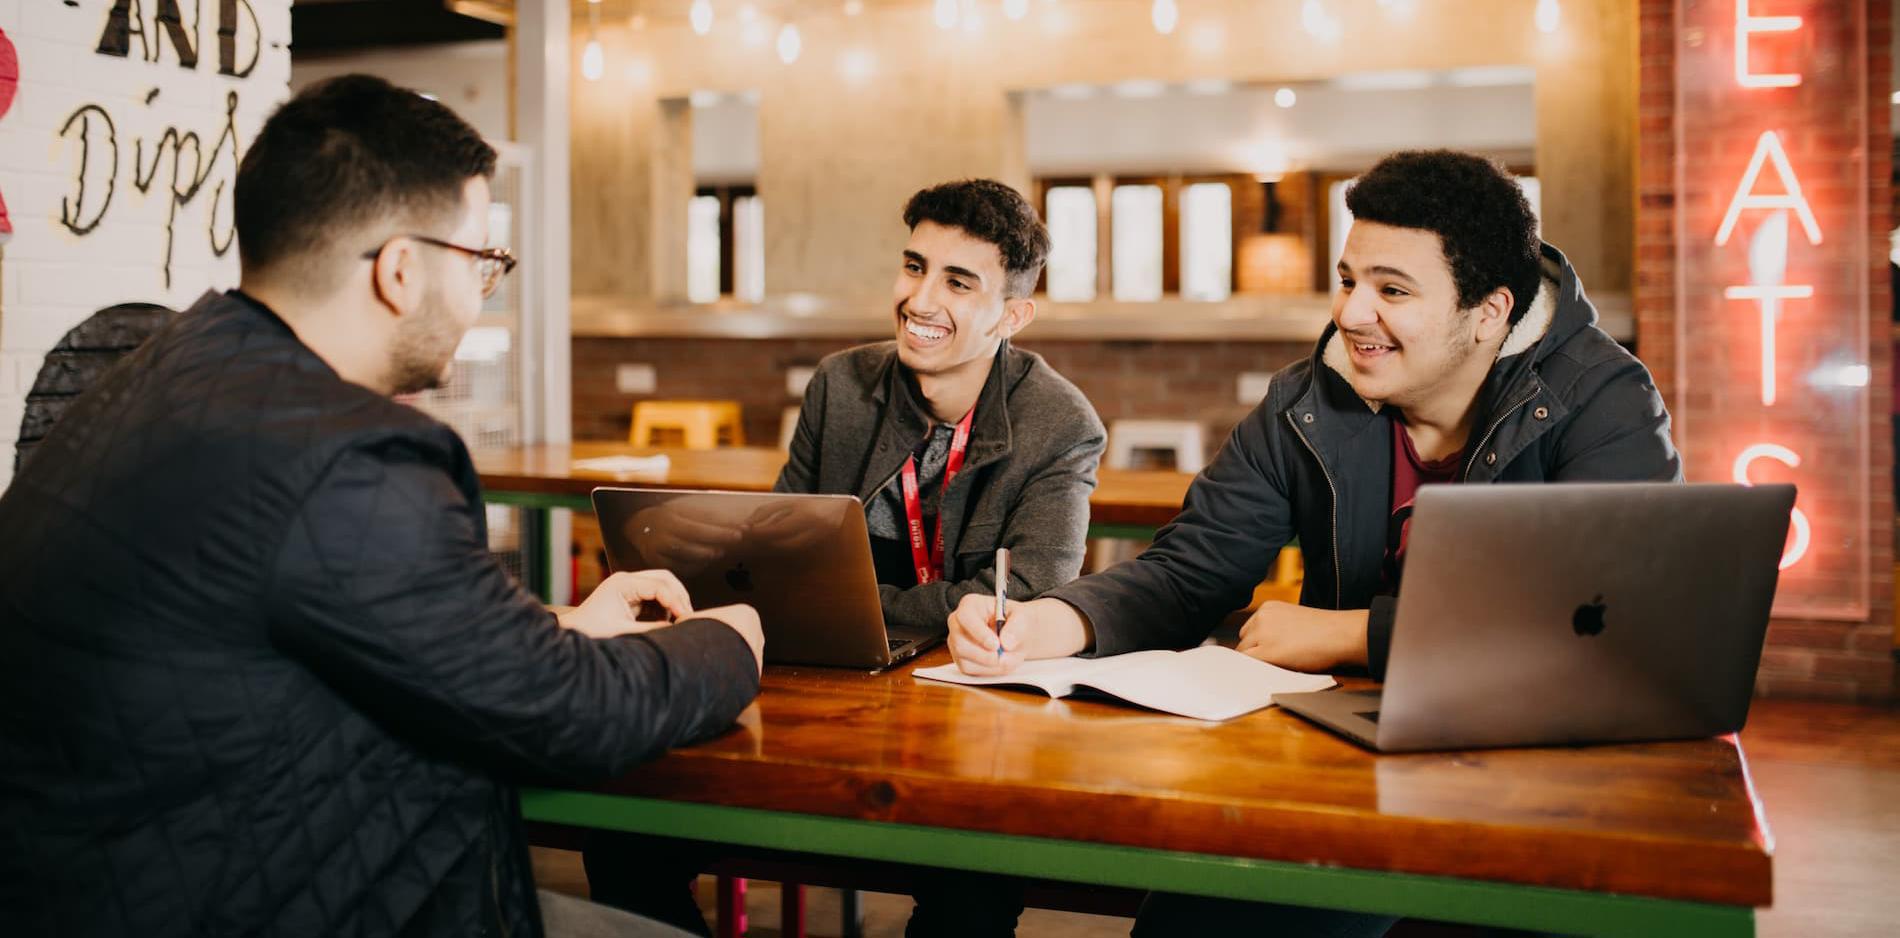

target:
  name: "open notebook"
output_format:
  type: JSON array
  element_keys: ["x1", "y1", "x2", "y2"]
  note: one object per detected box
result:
[{"x1": 913, "y1": 646, "x2": 1336, "y2": 722}]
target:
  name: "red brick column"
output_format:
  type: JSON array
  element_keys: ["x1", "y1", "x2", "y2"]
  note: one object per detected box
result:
[{"x1": 1638, "y1": 0, "x2": 1895, "y2": 701}]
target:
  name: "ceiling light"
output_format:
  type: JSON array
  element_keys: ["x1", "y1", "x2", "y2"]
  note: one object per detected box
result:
[
  {"x1": 1301, "y1": 0, "x2": 1342, "y2": 42},
  {"x1": 741, "y1": 12, "x2": 769, "y2": 46},
  {"x1": 838, "y1": 47, "x2": 875, "y2": 81},
  {"x1": 690, "y1": 0, "x2": 713, "y2": 35},
  {"x1": 581, "y1": 0, "x2": 604, "y2": 82},
  {"x1": 934, "y1": 0, "x2": 958, "y2": 30},
  {"x1": 959, "y1": 0, "x2": 983, "y2": 33},
  {"x1": 1274, "y1": 87, "x2": 1296, "y2": 108},
  {"x1": 1151, "y1": 0, "x2": 1178, "y2": 35},
  {"x1": 1535, "y1": 0, "x2": 1560, "y2": 34},
  {"x1": 581, "y1": 39, "x2": 604, "y2": 80},
  {"x1": 1003, "y1": 0, "x2": 1029, "y2": 21},
  {"x1": 777, "y1": 23, "x2": 801, "y2": 64}
]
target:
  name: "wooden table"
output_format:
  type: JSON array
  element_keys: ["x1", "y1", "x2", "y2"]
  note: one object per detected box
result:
[
  {"x1": 474, "y1": 444, "x2": 1195, "y2": 594},
  {"x1": 522, "y1": 649, "x2": 1771, "y2": 937}
]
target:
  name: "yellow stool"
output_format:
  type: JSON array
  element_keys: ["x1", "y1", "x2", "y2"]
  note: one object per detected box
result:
[
  {"x1": 1252, "y1": 547, "x2": 1305, "y2": 606},
  {"x1": 629, "y1": 400, "x2": 745, "y2": 449}
]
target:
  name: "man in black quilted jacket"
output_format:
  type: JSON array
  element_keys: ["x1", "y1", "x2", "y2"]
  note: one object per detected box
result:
[{"x1": 0, "y1": 74, "x2": 764, "y2": 938}]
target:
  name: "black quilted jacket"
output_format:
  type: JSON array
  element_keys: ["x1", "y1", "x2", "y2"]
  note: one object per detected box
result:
[{"x1": 0, "y1": 290, "x2": 761, "y2": 938}]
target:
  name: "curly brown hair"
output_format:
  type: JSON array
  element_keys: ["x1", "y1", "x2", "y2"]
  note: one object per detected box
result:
[
  {"x1": 903, "y1": 179, "x2": 1051, "y2": 298},
  {"x1": 1345, "y1": 150, "x2": 1542, "y2": 324}
]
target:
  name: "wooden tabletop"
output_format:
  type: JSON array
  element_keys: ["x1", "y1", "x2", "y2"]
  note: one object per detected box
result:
[
  {"x1": 473, "y1": 443, "x2": 1195, "y2": 528},
  {"x1": 585, "y1": 648, "x2": 1772, "y2": 908}
]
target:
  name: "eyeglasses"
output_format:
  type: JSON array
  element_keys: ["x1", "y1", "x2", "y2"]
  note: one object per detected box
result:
[{"x1": 363, "y1": 235, "x2": 518, "y2": 298}]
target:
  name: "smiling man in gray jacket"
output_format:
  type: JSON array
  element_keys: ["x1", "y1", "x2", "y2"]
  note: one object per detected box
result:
[
  {"x1": 945, "y1": 150, "x2": 1682, "y2": 936},
  {"x1": 777, "y1": 178, "x2": 1107, "y2": 638},
  {"x1": 586, "y1": 179, "x2": 1104, "y2": 938}
]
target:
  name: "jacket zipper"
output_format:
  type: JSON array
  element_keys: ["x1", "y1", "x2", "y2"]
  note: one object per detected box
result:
[
  {"x1": 1287, "y1": 412, "x2": 1343, "y2": 609},
  {"x1": 1462, "y1": 389, "x2": 1540, "y2": 482}
]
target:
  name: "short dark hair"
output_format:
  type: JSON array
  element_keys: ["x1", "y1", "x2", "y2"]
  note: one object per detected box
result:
[
  {"x1": 903, "y1": 179, "x2": 1050, "y2": 298},
  {"x1": 235, "y1": 74, "x2": 497, "y2": 283},
  {"x1": 1344, "y1": 150, "x2": 1542, "y2": 324}
]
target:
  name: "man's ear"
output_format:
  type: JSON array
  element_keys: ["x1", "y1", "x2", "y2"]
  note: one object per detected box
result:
[
  {"x1": 1472, "y1": 286, "x2": 1513, "y2": 344},
  {"x1": 369, "y1": 239, "x2": 421, "y2": 318},
  {"x1": 998, "y1": 296, "x2": 1037, "y2": 339}
]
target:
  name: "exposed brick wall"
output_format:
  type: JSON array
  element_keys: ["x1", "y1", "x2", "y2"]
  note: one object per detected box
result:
[
  {"x1": 573, "y1": 335, "x2": 1313, "y2": 464},
  {"x1": 1637, "y1": 0, "x2": 1895, "y2": 702},
  {"x1": 0, "y1": 1, "x2": 293, "y2": 491}
]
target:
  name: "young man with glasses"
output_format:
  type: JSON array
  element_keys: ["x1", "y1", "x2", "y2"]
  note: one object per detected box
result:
[{"x1": 0, "y1": 75, "x2": 762, "y2": 938}]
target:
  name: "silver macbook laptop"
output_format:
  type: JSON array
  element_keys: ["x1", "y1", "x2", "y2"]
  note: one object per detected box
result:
[
  {"x1": 592, "y1": 487, "x2": 939, "y2": 669},
  {"x1": 1274, "y1": 482, "x2": 1794, "y2": 752}
]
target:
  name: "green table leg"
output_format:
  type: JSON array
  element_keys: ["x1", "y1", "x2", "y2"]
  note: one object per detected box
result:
[
  {"x1": 484, "y1": 491, "x2": 591, "y2": 601},
  {"x1": 520, "y1": 792, "x2": 1754, "y2": 938}
]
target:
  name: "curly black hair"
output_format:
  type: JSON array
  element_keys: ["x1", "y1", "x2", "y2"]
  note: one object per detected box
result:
[
  {"x1": 1344, "y1": 150, "x2": 1542, "y2": 324},
  {"x1": 903, "y1": 179, "x2": 1051, "y2": 298},
  {"x1": 237, "y1": 74, "x2": 497, "y2": 280}
]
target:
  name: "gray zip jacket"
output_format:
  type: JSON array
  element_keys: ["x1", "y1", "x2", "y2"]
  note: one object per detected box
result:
[
  {"x1": 775, "y1": 340, "x2": 1107, "y2": 634},
  {"x1": 1045, "y1": 244, "x2": 1682, "y2": 677}
]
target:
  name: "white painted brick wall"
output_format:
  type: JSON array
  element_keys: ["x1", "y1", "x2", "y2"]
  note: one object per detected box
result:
[{"x1": 0, "y1": 0, "x2": 290, "y2": 489}]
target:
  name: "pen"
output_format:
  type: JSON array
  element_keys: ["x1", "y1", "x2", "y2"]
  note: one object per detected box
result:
[{"x1": 994, "y1": 548, "x2": 1009, "y2": 661}]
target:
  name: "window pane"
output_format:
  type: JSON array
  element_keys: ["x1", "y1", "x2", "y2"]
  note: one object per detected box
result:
[
  {"x1": 1328, "y1": 178, "x2": 1353, "y2": 283},
  {"x1": 1179, "y1": 182, "x2": 1232, "y2": 301},
  {"x1": 1111, "y1": 184, "x2": 1164, "y2": 301},
  {"x1": 687, "y1": 195, "x2": 723, "y2": 304},
  {"x1": 1044, "y1": 186, "x2": 1097, "y2": 301},
  {"x1": 1515, "y1": 177, "x2": 1542, "y2": 233},
  {"x1": 733, "y1": 195, "x2": 765, "y2": 303}
]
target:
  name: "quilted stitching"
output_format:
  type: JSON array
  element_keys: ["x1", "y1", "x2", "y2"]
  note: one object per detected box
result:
[{"x1": 0, "y1": 291, "x2": 761, "y2": 938}]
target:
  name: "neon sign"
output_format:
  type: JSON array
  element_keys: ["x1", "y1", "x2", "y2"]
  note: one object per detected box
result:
[
  {"x1": 1732, "y1": 443, "x2": 1810, "y2": 569},
  {"x1": 1732, "y1": 0, "x2": 1802, "y2": 89},
  {"x1": 1677, "y1": 0, "x2": 1869, "y2": 617}
]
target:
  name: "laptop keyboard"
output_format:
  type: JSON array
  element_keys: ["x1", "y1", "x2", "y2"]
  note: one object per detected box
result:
[{"x1": 888, "y1": 639, "x2": 910, "y2": 650}]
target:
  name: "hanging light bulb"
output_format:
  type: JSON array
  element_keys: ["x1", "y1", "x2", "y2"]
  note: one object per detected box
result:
[
  {"x1": 1150, "y1": 0, "x2": 1178, "y2": 35},
  {"x1": 581, "y1": 0, "x2": 604, "y2": 82},
  {"x1": 740, "y1": 15, "x2": 769, "y2": 45},
  {"x1": 1002, "y1": 0, "x2": 1029, "y2": 20},
  {"x1": 838, "y1": 47, "x2": 875, "y2": 81},
  {"x1": 959, "y1": 0, "x2": 983, "y2": 33},
  {"x1": 581, "y1": 39, "x2": 604, "y2": 80},
  {"x1": 1535, "y1": 0, "x2": 1560, "y2": 34},
  {"x1": 1274, "y1": 87, "x2": 1296, "y2": 108},
  {"x1": 777, "y1": 23, "x2": 802, "y2": 64},
  {"x1": 1301, "y1": 0, "x2": 1342, "y2": 41},
  {"x1": 690, "y1": 0, "x2": 714, "y2": 35},
  {"x1": 934, "y1": 0, "x2": 958, "y2": 30}
]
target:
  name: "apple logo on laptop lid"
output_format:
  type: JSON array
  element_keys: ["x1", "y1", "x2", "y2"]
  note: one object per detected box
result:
[{"x1": 1572, "y1": 594, "x2": 1607, "y2": 636}]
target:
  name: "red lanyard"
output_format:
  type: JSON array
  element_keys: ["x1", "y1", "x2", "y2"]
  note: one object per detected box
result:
[{"x1": 899, "y1": 407, "x2": 976, "y2": 585}]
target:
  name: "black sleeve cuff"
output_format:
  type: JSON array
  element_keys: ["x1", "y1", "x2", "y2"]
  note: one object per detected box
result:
[
  {"x1": 1366, "y1": 596, "x2": 1397, "y2": 681},
  {"x1": 639, "y1": 617, "x2": 762, "y2": 708}
]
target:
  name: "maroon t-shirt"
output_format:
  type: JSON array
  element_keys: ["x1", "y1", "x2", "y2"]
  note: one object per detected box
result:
[{"x1": 1383, "y1": 419, "x2": 1463, "y2": 590}]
